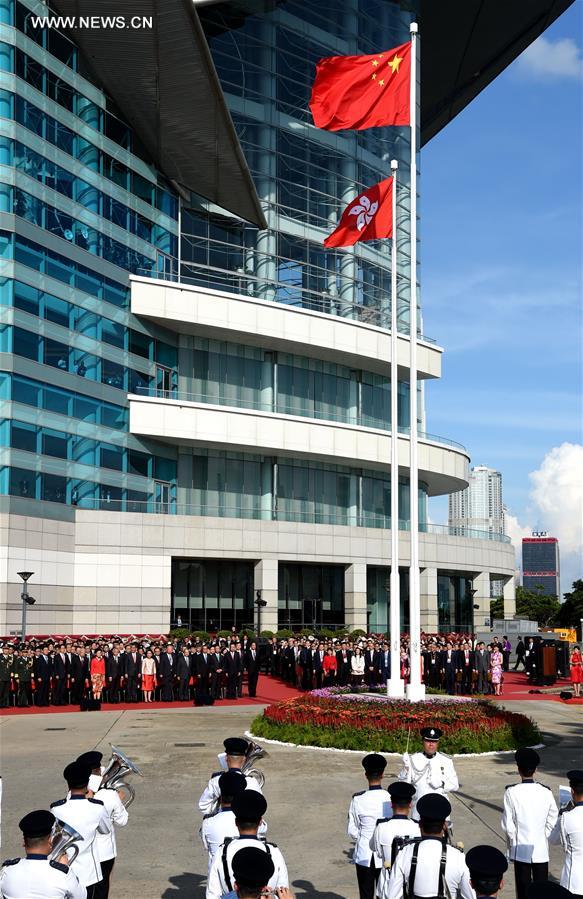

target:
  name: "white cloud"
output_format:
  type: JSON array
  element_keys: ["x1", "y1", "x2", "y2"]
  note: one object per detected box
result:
[
  {"x1": 517, "y1": 36, "x2": 583, "y2": 79},
  {"x1": 505, "y1": 443, "x2": 583, "y2": 594}
]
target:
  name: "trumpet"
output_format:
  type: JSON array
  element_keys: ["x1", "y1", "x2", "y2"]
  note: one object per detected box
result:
[
  {"x1": 241, "y1": 739, "x2": 268, "y2": 790},
  {"x1": 48, "y1": 819, "x2": 83, "y2": 865},
  {"x1": 100, "y1": 745, "x2": 143, "y2": 808}
]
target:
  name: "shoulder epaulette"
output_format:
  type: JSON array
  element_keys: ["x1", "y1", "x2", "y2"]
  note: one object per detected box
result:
[
  {"x1": 505, "y1": 783, "x2": 518, "y2": 790},
  {"x1": 203, "y1": 811, "x2": 218, "y2": 821},
  {"x1": 540, "y1": 783, "x2": 552, "y2": 790},
  {"x1": 2, "y1": 858, "x2": 20, "y2": 867},
  {"x1": 266, "y1": 840, "x2": 278, "y2": 847},
  {"x1": 352, "y1": 790, "x2": 365, "y2": 797},
  {"x1": 50, "y1": 799, "x2": 66, "y2": 808},
  {"x1": 49, "y1": 860, "x2": 69, "y2": 874},
  {"x1": 376, "y1": 818, "x2": 390, "y2": 825},
  {"x1": 88, "y1": 797, "x2": 104, "y2": 805}
]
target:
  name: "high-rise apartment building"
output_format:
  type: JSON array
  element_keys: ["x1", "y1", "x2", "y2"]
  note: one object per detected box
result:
[
  {"x1": 1, "y1": 0, "x2": 569, "y2": 636},
  {"x1": 522, "y1": 534, "x2": 560, "y2": 598},
  {"x1": 449, "y1": 466, "x2": 505, "y2": 537}
]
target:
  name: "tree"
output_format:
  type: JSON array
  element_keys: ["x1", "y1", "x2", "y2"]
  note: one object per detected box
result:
[
  {"x1": 490, "y1": 597, "x2": 504, "y2": 620},
  {"x1": 554, "y1": 580, "x2": 583, "y2": 627},
  {"x1": 514, "y1": 586, "x2": 560, "y2": 626}
]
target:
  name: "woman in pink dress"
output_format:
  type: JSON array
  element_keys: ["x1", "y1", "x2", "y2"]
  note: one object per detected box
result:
[
  {"x1": 490, "y1": 646, "x2": 504, "y2": 696},
  {"x1": 570, "y1": 645, "x2": 582, "y2": 698}
]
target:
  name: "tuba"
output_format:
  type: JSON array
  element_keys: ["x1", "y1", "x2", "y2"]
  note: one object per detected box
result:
[
  {"x1": 241, "y1": 739, "x2": 268, "y2": 789},
  {"x1": 100, "y1": 745, "x2": 143, "y2": 808},
  {"x1": 48, "y1": 819, "x2": 83, "y2": 865}
]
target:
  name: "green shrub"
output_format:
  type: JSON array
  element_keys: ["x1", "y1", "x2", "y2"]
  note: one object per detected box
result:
[
  {"x1": 191, "y1": 630, "x2": 209, "y2": 642},
  {"x1": 217, "y1": 629, "x2": 232, "y2": 639},
  {"x1": 300, "y1": 628, "x2": 315, "y2": 637},
  {"x1": 260, "y1": 630, "x2": 275, "y2": 639},
  {"x1": 168, "y1": 628, "x2": 190, "y2": 639},
  {"x1": 276, "y1": 629, "x2": 293, "y2": 639},
  {"x1": 316, "y1": 628, "x2": 337, "y2": 639},
  {"x1": 241, "y1": 628, "x2": 256, "y2": 639},
  {"x1": 349, "y1": 629, "x2": 367, "y2": 640}
]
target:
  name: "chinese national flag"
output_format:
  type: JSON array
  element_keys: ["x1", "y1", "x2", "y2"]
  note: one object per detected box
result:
[
  {"x1": 309, "y1": 42, "x2": 411, "y2": 131},
  {"x1": 324, "y1": 177, "x2": 393, "y2": 248}
]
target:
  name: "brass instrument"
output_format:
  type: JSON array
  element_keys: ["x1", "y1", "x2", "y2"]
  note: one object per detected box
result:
[
  {"x1": 48, "y1": 819, "x2": 83, "y2": 865},
  {"x1": 241, "y1": 739, "x2": 268, "y2": 789},
  {"x1": 100, "y1": 745, "x2": 143, "y2": 808}
]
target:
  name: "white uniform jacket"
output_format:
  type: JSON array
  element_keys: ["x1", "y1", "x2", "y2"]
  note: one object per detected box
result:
[
  {"x1": 550, "y1": 802, "x2": 583, "y2": 894},
  {"x1": 347, "y1": 786, "x2": 392, "y2": 867},
  {"x1": 200, "y1": 810, "x2": 267, "y2": 872},
  {"x1": 501, "y1": 780, "x2": 558, "y2": 863},
  {"x1": 198, "y1": 772, "x2": 262, "y2": 816},
  {"x1": 0, "y1": 856, "x2": 86, "y2": 899},
  {"x1": 50, "y1": 796, "x2": 110, "y2": 887},
  {"x1": 370, "y1": 815, "x2": 421, "y2": 899},
  {"x1": 93, "y1": 788, "x2": 128, "y2": 862},
  {"x1": 382, "y1": 837, "x2": 474, "y2": 899},
  {"x1": 398, "y1": 752, "x2": 459, "y2": 821},
  {"x1": 206, "y1": 835, "x2": 288, "y2": 899}
]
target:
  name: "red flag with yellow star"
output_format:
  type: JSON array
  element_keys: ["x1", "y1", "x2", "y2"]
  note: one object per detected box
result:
[
  {"x1": 324, "y1": 177, "x2": 393, "y2": 248},
  {"x1": 309, "y1": 42, "x2": 411, "y2": 131}
]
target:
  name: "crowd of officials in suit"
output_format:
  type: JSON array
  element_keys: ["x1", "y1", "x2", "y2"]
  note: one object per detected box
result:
[{"x1": 1, "y1": 629, "x2": 581, "y2": 709}]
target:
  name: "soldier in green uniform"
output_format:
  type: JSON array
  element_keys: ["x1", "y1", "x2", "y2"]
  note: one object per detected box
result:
[
  {"x1": 0, "y1": 644, "x2": 14, "y2": 707},
  {"x1": 13, "y1": 645, "x2": 33, "y2": 707}
]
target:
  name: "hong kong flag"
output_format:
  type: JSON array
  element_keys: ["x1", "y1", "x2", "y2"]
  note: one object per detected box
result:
[
  {"x1": 310, "y1": 42, "x2": 411, "y2": 131},
  {"x1": 324, "y1": 177, "x2": 393, "y2": 249}
]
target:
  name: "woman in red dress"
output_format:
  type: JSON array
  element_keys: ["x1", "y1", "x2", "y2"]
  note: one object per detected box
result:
[
  {"x1": 322, "y1": 648, "x2": 337, "y2": 686},
  {"x1": 570, "y1": 645, "x2": 582, "y2": 698},
  {"x1": 90, "y1": 648, "x2": 106, "y2": 700}
]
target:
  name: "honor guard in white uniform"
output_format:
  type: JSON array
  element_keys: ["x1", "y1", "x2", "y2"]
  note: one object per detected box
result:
[
  {"x1": 382, "y1": 794, "x2": 473, "y2": 899},
  {"x1": 220, "y1": 846, "x2": 275, "y2": 899},
  {"x1": 76, "y1": 752, "x2": 128, "y2": 899},
  {"x1": 201, "y1": 772, "x2": 248, "y2": 871},
  {"x1": 550, "y1": 768, "x2": 583, "y2": 895},
  {"x1": 465, "y1": 845, "x2": 508, "y2": 899},
  {"x1": 348, "y1": 753, "x2": 392, "y2": 899},
  {"x1": 501, "y1": 748, "x2": 558, "y2": 899},
  {"x1": 398, "y1": 727, "x2": 459, "y2": 823},
  {"x1": 371, "y1": 782, "x2": 420, "y2": 899},
  {"x1": 0, "y1": 809, "x2": 86, "y2": 899},
  {"x1": 199, "y1": 738, "x2": 262, "y2": 816},
  {"x1": 51, "y1": 761, "x2": 110, "y2": 895},
  {"x1": 206, "y1": 792, "x2": 288, "y2": 899}
]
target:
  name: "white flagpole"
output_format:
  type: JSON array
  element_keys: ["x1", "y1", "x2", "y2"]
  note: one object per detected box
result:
[
  {"x1": 406, "y1": 21, "x2": 425, "y2": 702},
  {"x1": 388, "y1": 159, "x2": 404, "y2": 698}
]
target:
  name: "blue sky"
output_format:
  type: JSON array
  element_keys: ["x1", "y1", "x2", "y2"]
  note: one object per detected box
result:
[{"x1": 420, "y1": 4, "x2": 582, "y2": 593}]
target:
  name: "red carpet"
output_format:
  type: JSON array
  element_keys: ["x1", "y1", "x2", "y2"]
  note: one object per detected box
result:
[
  {"x1": 490, "y1": 670, "x2": 583, "y2": 704},
  {"x1": 0, "y1": 677, "x2": 300, "y2": 717}
]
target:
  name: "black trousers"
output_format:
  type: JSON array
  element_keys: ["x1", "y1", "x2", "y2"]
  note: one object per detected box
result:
[
  {"x1": 355, "y1": 864, "x2": 380, "y2": 899},
  {"x1": 0, "y1": 680, "x2": 11, "y2": 707},
  {"x1": 247, "y1": 671, "x2": 259, "y2": 697},
  {"x1": 125, "y1": 675, "x2": 138, "y2": 702},
  {"x1": 513, "y1": 860, "x2": 548, "y2": 899},
  {"x1": 91, "y1": 858, "x2": 115, "y2": 899}
]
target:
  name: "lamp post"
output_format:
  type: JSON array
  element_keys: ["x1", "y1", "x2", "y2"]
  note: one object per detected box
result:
[
  {"x1": 17, "y1": 571, "x2": 35, "y2": 641},
  {"x1": 255, "y1": 590, "x2": 267, "y2": 636}
]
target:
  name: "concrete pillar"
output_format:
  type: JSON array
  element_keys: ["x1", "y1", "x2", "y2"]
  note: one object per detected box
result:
[
  {"x1": 419, "y1": 567, "x2": 438, "y2": 633},
  {"x1": 254, "y1": 559, "x2": 278, "y2": 633},
  {"x1": 503, "y1": 578, "x2": 516, "y2": 619},
  {"x1": 473, "y1": 571, "x2": 491, "y2": 631},
  {"x1": 345, "y1": 563, "x2": 367, "y2": 631}
]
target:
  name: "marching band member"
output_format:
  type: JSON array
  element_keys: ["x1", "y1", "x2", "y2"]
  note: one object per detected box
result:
[
  {"x1": 549, "y1": 768, "x2": 583, "y2": 896},
  {"x1": 200, "y1": 772, "x2": 248, "y2": 872},
  {"x1": 501, "y1": 748, "x2": 558, "y2": 899},
  {"x1": 370, "y1": 782, "x2": 420, "y2": 898},
  {"x1": 348, "y1": 754, "x2": 391, "y2": 899},
  {"x1": 50, "y1": 762, "x2": 110, "y2": 899},
  {"x1": 465, "y1": 845, "x2": 508, "y2": 899},
  {"x1": 75, "y1": 752, "x2": 128, "y2": 899},
  {"x1": 0, "y1": 810, "x2": 86, "y2": 899},
  {"x1": 206, "y1": 792, "x2": 287, "y2": 899},
  {"x1": 398, "y1": 727, "x2": 459, "y2": 822},
  {"x1": 382, "y1": 794, "x2": 473, "y2": 899},
  {"x1": 198, "y1": 738, "x2": 262, "y2": 815}
]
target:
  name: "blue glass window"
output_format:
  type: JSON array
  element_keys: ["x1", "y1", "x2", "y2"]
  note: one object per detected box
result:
[
  {"x1": 42, "y1": 429, "x2": 69, "y2": 459},
  {"x1": 11, "y1": 421, "x2": 37, "y2": 453},
  {"x1": 13, "y1": 326, "x2": 38, "y2": 360},
  {"x1": 100, "y1": 443, "x2": 123, "y2": 471},
  {"x1": 9, "y1": 466, "x2": 36, "y2": 498},
  {"x1": 41, "y1": 472, "x2": 66, "y2": 503}
]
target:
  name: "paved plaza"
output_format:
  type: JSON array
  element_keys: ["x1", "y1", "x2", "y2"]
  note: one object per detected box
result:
[{"x1": 0, "y1": 700, "x2": 580, "y2": 898}]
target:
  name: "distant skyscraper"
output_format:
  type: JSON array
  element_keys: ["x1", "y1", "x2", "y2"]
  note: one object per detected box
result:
[
  {"x1": 522, "y1": 534, "x2": 560, "y2": 598},
  {"x1": 449, "y1": 466, "x2": 505, "y2": 598}
]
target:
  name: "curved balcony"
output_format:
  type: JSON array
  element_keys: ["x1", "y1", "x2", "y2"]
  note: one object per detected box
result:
[
  {"x1": 130, "y1": 275, "x2": 443, "y2": 380},
  {"x1": 128, "y1": 393, "x2": 470, "y2": 496}
]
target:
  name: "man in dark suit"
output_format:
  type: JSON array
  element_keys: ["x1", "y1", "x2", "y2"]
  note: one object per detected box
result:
[
  {"x1": 176, "y1": 646, "x2": 191, "y2": 701},
  {"x1": 475, "y1": 641, "x2": 490, "y2": 694},
  {"x1": 194, "y1": 645, "x2": 212, "y2": 703},
  {"x1": 159, "y1": 645, "x2": 176, "y2": 701},
  {"x1": 245, "y1": 641, "x2": 261, "y2": 698},
  {"x1": 33, "y1": 644, "x2": 52, "y2": 706},
  {"x1": 458, "y1": 640, "x2": 475, "y2": 694},
  {"x1": 208, "y1": 645, "x2": 224, "y2": 700},
  {"x1": 70, "y1": 646, "x2": 88, "y2": 704},
  {"x1": 223, "y1": 643, "x2": 241, "y2": 699},
  {"x1": 364, "y1": 641, "x2": 380, "y2": 686},
  {"x1": 52, "y1": 643, "x2": 69, "y2": 705},
  {"x1": 440, "y1": 641, "x2": 457, "y2": 694},
  {"x1": 124, "y1": 643, "x2": 141, "y2": 702},
  {"x1": 336, "y1": 642, "x2": 352, "y2": 686},
  {"x1": 379, "y1": 642, "x2": 391, "y2": 683},
  {"x1": 423, "y1": 642, "x2": 441, "y2": 688},
  {"x1": 106, "y1": 646, "x2": 123, "y2": 703}
]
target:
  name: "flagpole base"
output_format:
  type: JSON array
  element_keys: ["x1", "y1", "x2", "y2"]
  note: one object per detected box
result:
[
  {"x1": 406, "y1": 683, "x2": 426, "y2": 703},
  {"x1": 387, "y1": 678, "x2": 405, "y2": 698}
]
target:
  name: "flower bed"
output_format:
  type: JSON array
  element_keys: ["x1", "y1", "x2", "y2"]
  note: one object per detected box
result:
[{"x1": 252, "y1": 690, "x2": 540, "y2": 754}]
